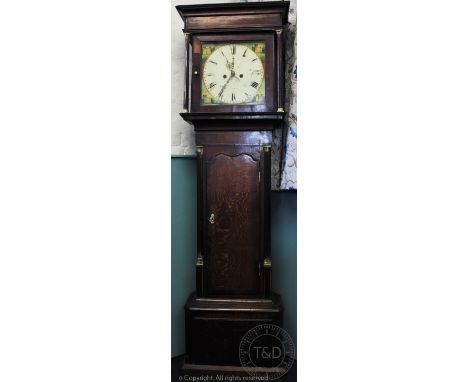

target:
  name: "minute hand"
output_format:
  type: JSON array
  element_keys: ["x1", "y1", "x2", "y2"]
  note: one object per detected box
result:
[{"x1": 218, "y1": 74, "x2": 234, "y2": 98}]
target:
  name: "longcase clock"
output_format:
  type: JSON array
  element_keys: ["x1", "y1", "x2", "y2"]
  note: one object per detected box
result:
[{"x1": 176, "y1": 1, "x2": 290, "y2": 378}]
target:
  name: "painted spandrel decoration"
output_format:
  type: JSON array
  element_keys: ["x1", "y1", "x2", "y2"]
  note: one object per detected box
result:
[{"x1": 201, "y1": 42, "x2": 266, "y2": 106}]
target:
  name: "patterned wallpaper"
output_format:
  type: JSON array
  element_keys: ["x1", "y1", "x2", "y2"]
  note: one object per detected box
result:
[
  {"x1": 171, "y1": 0, "x2": 297, "y2": 190},
  {"x1": 269, "y1": 0, "x2": 297, "y2": 190}
]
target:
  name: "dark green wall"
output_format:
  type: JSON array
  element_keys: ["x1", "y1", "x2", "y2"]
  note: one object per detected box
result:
[{"x1": 171, "y1": 157, "x2": 296, "y2": 357}]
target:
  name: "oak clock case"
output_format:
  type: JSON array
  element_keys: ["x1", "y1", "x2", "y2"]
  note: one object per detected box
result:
[{"x1": 176, "y1": 1, "x2": 290, "y2": 375}]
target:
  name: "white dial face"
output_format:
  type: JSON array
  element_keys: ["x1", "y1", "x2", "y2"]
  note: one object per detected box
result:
[{"x1": 202, "y1": 43, "x2": 264, "y2": 105}]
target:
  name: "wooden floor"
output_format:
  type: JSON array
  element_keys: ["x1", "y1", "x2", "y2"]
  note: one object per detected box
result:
[{"x1": 171, "y1": 355, "x2": 297, "y2": 382}]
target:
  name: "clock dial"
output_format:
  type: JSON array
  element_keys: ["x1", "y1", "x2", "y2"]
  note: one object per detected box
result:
[{"x1": 201, "y1": 42, "x2": 265, "y2": 105}]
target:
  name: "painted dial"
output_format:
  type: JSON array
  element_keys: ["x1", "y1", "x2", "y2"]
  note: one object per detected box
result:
[{"x1": 202, "y1": 44, "x2": 264, "y2": 104}]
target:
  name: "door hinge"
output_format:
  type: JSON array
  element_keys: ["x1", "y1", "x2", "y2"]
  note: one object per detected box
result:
[{"x1": 258, "y1": 171, "x2": 261, "y2": 183}]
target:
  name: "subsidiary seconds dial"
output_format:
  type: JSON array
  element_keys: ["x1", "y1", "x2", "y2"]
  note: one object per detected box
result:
[{"x1": 202, "y1": 44, "x2": 264, "y2": 105}]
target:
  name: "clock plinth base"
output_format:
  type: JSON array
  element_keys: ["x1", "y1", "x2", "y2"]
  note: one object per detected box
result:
[
  {"x1": 185, "y1": 292, "x2": 283, "y2": 366},
  {"x1": 181, "y1": 361, "x2": 289, "y2": 382}
]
